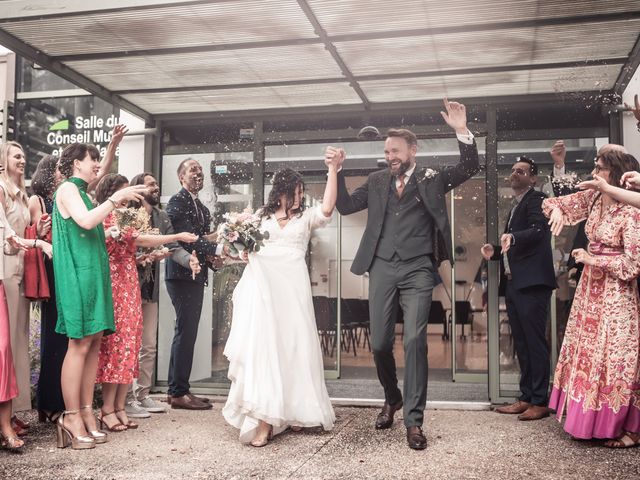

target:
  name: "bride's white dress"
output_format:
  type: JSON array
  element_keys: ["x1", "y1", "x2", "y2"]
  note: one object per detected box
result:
[{"x1": 222, "y1": 205, "x2": 336, "y2": 442}]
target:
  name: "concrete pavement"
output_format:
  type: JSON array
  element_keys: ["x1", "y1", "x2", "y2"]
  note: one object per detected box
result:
[{"x1": 1, "y1": 400, "x2": 638, "y2": 479}]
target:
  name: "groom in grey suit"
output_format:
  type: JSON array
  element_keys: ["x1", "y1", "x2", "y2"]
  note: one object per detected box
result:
[{"x1": 329, "y1": 99, "x2": 479, "y2": 450}]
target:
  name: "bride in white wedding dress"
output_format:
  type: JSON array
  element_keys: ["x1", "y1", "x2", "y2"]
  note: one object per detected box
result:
[{"x1": 223, "y1": 156, "x2": 340, "y2": 447}]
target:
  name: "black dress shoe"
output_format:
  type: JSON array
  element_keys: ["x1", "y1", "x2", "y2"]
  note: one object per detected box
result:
[
  {"x1": 375, "y1": 400, "x2": 403, "y2": 429},
  {"x1": 406, "y1": 426, "x2": 427, "y2": 450}
]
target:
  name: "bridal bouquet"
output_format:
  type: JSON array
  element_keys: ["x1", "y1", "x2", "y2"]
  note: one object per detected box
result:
[{"x1": 216, "y1": 209, "x2": 269, "y2": 256}]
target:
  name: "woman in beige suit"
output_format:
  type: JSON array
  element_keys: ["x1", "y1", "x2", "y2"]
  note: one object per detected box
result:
[{"x1": 0, "y1": 142, "x2": 51, "y2": 434}]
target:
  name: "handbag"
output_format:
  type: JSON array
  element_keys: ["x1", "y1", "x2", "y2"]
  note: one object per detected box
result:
[{"x1": 23, "y1": 222, "x2": 50, "y2": 301}]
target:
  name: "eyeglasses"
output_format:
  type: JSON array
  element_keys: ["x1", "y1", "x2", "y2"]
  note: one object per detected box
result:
[
  {"x1": 511, "y1": 168, "x2": 530, "y2": 176},
  {"x1": 593, "y1": 163, "x2": 610, "y2": 174}
]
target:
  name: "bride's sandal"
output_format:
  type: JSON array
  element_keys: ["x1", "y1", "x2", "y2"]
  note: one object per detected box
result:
[
  {"x1": 250, "y1": 425, "x2": 273, "y2": 447},
  {"x1": 604, "y1": 432, "x2": 640, "y2": 448},
  {"x1": 290, "y1": 426, "x2": 303, "y2": 432}
]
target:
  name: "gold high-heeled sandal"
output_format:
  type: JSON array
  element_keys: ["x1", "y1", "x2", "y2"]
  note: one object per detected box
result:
[
  {"x1": 81, "y1": 405, "x2": 108, "y2": 444},
  {"x1": 56, "y1": 410, "x2": 95, "y2": 450}
]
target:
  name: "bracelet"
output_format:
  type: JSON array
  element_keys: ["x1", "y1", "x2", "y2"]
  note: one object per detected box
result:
[
  {"x1": 33, "y1": 239, "x2": 37, "y2": 248},
  {"x1": 107, "y1": 197, "x2": 118, "y2": 208}
]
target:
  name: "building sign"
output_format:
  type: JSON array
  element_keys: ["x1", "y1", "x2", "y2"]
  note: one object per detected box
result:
[
  {"x1": 16, "y1": 95, "x2": 118, "y2": 178},
  {"x1": 47, "y1": 114, "x2": 120, "y2": 156}
]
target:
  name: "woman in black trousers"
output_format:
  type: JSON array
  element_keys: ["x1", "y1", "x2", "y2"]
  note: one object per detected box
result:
[{"x1": 29, "y1": 155, "x2": 65, "y2": 422}]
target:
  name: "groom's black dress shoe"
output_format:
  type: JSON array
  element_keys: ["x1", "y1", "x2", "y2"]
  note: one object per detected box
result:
[
  {"x1": 406, "y1": 426, "x2": 427, "y2": 450},
  {"x1": 375, "y1": 400, "x2": 403, "y2": 429}
]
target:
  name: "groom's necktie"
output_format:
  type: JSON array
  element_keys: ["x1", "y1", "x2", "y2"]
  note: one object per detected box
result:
[
  {"x1": 193, "y1": 196, "x2": 205, "y2": 226},
  {"x1": 396, "y1": 174, "x2": 406, "y2": 198}
]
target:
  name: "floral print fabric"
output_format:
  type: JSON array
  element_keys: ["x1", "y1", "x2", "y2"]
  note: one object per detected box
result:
[
  {"x1": 96, "y1": 213, "x2": 144, "y2": 384},
  {"x1": 543, "y1": 190, "x2": 640, "y2": 439}
]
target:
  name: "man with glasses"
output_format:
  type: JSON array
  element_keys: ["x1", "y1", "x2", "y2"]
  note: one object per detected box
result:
[{"x1": 481, "y1": 156, "x2": 557, "y2": 421}]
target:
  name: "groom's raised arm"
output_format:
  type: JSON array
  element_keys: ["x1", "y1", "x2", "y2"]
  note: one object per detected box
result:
[
  {"x1": 438, "y1": 97, "x2": 480, "y2": 192},
  {"x1": 336, "y1": 171, "x2": 369, "y2": 215}
]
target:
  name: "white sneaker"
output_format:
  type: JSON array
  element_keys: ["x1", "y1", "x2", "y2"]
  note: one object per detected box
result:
[
  {"x1": 125, "y1": 400, "x2": 151, "y2": 418},
  {"x1": 139, "y1": 397, "x2": 166, "y2": 413}
]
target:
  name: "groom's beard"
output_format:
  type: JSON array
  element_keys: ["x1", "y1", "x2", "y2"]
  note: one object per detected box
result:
[{"x1": 388, "y1": 157, "x2": 413, "y2": 176}]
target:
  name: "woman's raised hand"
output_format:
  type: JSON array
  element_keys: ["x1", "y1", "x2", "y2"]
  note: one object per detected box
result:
[
  {"x1": 578, "y1": 174, "x2": 609, "y2": 193},
  {"x1": 324, "y1": 146, "x2": 344, "y2": 169},
  {"x1": 109, "y1": 184, "x2": 149, "y2": 205},
  {"x1": 621, "y1": 171, "x2": 640, "y2": 190},
  {"x1": 548, "y1": 207, "x2": 566, "y2": 236},
  {"x1": 176, "y1": 232, "x2": 198, "y2": 243}
]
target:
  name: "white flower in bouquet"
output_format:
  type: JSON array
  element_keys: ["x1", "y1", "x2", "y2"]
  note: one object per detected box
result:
[{"x1": 216, "y1": 208, "x2": 270, "y2": 256}]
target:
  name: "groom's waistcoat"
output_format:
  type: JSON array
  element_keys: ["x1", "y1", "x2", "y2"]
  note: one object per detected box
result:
[{"x1": 375, "y1": 175, "x2": 434, "y2": 261}]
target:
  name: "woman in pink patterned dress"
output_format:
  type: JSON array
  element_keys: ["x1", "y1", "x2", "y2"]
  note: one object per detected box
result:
[
  {"x1": 94, "y1": 174, "x2": 198, "y2": 432},
  {"x1": 543, "y1": 149, "x2": 640, "y2": 448}
]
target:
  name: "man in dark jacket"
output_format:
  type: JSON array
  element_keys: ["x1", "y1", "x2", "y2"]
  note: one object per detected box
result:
[
  {"x1": 331, "y1": 98, "x2": 479, "y2": 450},
  {"x1": 481, "y1": 156, "x2": 557, "y2": 421},
  {"x1": 165, "y1": 158, "x2": 224, "y2": 410}
]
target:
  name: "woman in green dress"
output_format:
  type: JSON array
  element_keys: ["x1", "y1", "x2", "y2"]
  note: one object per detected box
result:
[{"x1": 53, "y1": 143, "x2": 146, "y2": 450}]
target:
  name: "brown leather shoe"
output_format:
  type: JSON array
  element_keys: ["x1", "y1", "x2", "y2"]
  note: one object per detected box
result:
[
  {"x1": 518, "y1": 405, "x2": 550, "y2": 421},
  {"x1": 166, "y1": 395, "x2": 172, "y2": 406},
  {"x1": 375, "y1": 400, "x2": 403, "y2": 429},
  {"x1": 170, "y1": 394, "x2": 212, "y2": 410},
  {"x1": 406, "y1": 426, "x2": 427, "y2": 450},
  {"x1": 494, "y1": 400, "x2": 531, "y2": 414},
  {"x1": 187, "y1": 393, "x2": 211, "y2": 404}
]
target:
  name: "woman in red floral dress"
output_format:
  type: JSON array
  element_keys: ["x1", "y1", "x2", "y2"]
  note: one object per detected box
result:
[
  {"x1": 94, "y1": 174, "x2": 198, "y2": 432},
  {"x1": 543, "y1": 149, "x2": 640, "y2": 447}
]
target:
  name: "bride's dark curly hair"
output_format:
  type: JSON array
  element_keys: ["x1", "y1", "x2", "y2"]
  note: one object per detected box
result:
[{"x1": 261, "y1": 168, "x2": 305, "y2": 219}]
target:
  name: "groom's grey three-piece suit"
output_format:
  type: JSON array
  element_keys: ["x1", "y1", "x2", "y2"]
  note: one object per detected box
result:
[{"x1": 336, "y1": 138, "x2": 479, "y2": 427}]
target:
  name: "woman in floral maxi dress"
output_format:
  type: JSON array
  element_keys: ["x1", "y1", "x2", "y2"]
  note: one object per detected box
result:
[{"x1": 543, "y1": 150, "x2": 640, "y2": 447}]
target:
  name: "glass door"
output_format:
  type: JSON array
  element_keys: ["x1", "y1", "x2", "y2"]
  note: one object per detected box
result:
[
  {"x1": 450, "y1": 172, "x2": 489, "y2": 382},
  {"x1": 157, "y1": 150, "x2": 253, "y2": 390}
]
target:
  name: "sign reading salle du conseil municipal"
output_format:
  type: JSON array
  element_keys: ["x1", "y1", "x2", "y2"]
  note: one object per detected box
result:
[{"x1": 46, "y1": 115, "x2": 119, "y2": 156}]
